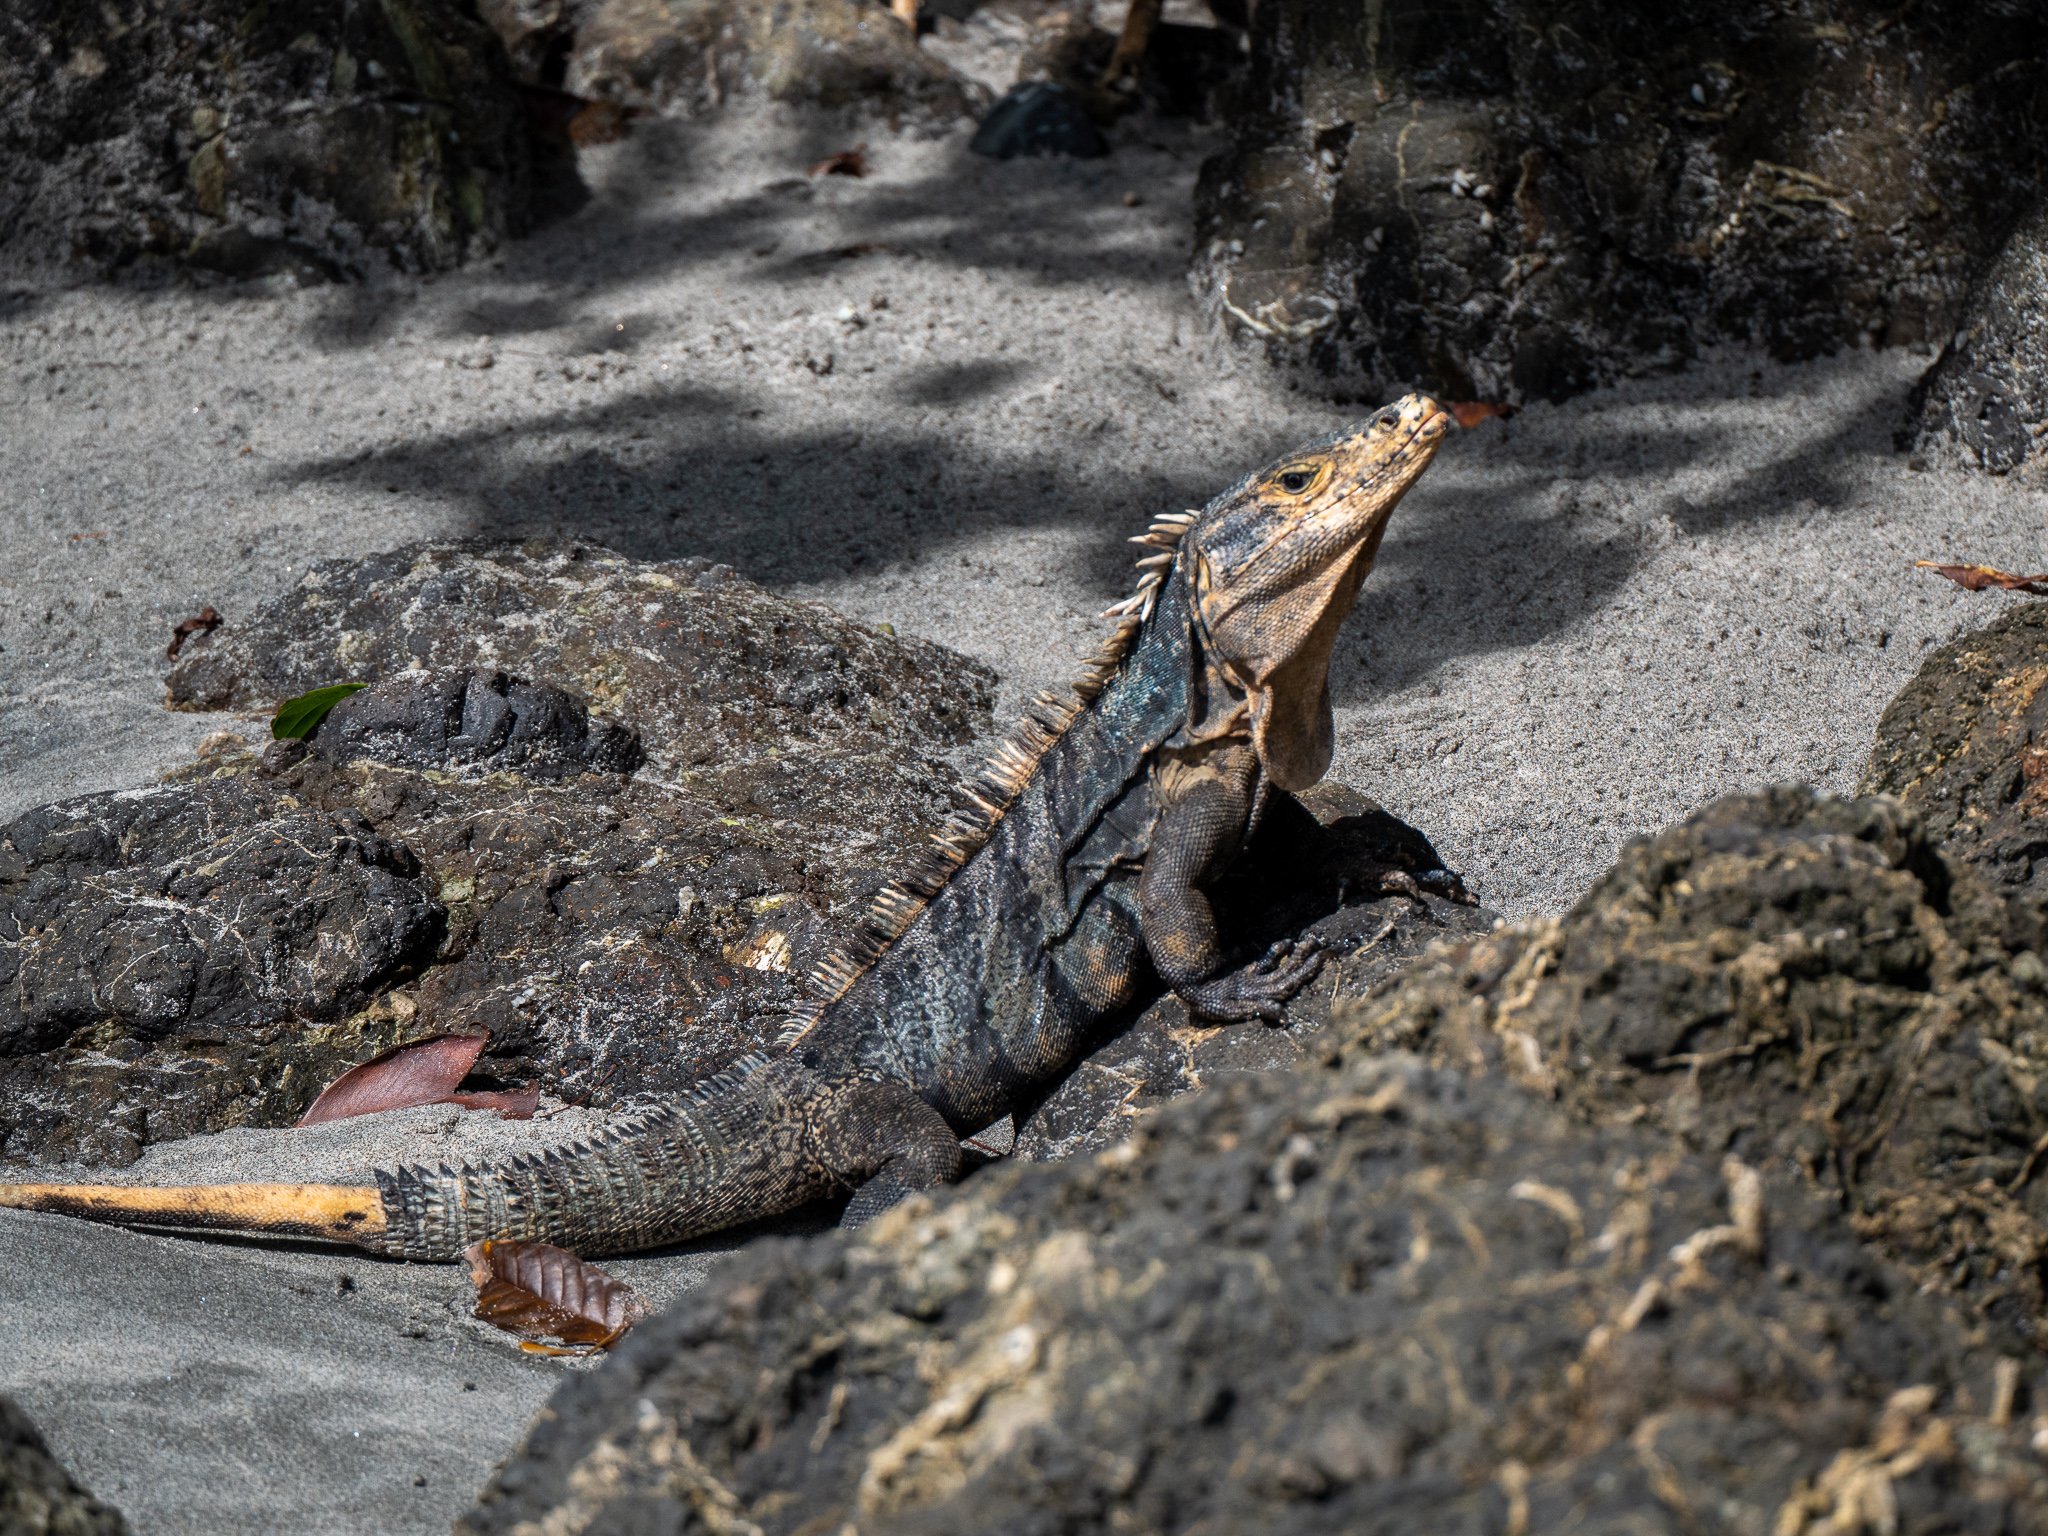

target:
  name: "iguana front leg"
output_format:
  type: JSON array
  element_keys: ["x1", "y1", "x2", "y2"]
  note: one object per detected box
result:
[{"x1": 1139, "y1": 745, "x2": 1323, "y2": 1023}]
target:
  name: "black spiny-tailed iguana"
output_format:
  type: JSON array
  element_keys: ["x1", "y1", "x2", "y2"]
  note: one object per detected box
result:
[{"x1": 0, "y1": 396, "x2": 1453, "y2": 1259}]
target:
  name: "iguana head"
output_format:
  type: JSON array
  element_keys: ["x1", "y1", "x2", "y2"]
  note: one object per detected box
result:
[{"x1": 1184, "y1": 393, "x2": 1450, "y2": 790}]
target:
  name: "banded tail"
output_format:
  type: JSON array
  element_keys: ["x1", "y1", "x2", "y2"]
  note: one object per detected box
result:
[{"x1": 0, "y1": 1054, "x2": 846, "y2": 1261}]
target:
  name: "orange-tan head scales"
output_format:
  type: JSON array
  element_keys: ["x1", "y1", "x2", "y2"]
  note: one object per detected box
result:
[{"x1": 1183, "y1": 393, "x2": 1449, "y2": 790}]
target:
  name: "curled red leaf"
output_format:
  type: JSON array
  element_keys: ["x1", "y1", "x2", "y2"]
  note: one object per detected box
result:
[
  {"x1": 299, "y1": 1033, "x2": 492, "y2": 1125},
  {"x1": 1449, "y1": 401, "x2": 1516, "y2": 429},
  {"x1": 466, "y1": 1239, "x2": 650, "y2": 1354},
  {"x1": 442, "y1": 1086, "x2": 541, "y2": 1120},
  {"x1": 809, "y1": 144, "x2": 870, "y2": 178},
  {"x1": 568, "y1": 100, "x2": 632, "y2": 146},
  {"x1": 1915, "y1": 560, "x2": 2048, "y2": 596},
  {"x1": 166, "y1": 606, "x2": 222, "y2": 659}
]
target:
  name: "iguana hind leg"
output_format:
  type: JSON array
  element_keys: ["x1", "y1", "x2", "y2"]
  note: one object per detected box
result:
[{"x1": 822, "y1": 1078, "x2": 963, "y2": 1228}]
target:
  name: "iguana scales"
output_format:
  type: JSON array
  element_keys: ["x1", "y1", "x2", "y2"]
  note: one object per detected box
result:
[{"x1": 0, "y1": 396, "x2": 1452, "y2": 1259}]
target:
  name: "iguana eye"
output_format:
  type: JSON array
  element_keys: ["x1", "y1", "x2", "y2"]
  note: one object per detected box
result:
[{"x1": 1278, "y1": 469, "x2": 1316, "y2": 494}]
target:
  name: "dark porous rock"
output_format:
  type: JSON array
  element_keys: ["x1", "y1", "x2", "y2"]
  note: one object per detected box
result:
[
  {"x1": 1194, "y1": 1, "x2": 2048, "y2": 401},
  {"x1": 477, "y1": 0, "x2": 984, "y2": 126},
  {"x1": 0, "y1": 1393, "x2": 128, "y2": 1535},
  {"x1": 1346, "y1": 785, "x2": 2048, "y2": 1348},
  {"x1": 0, "y1": 783, "x2": 446, "y2": 1165},
  {"x1": 1015, "y1": 781, "x2": 1493, "y2": 1160},
  {"x1": 1863, "y1": 600, "x2": 2048, "y2": 918},
  {"x1": 165, "y1": 541, "x2": 991, "y2": 822},
  {"x1": 462, "y1": 1051, "x2": 2048, "y2": 1536},
  {"x1": 0, "y1": 0, "x2": 529, "y2": 281},
  {"x1": 310, "y1": 669, "x2": 643, "y2": 780},
  {"x1": 1906, "y1": 201, "x2": 2048, "y2": 476},
  {"x1": 969, "y1": 82, "x2": 1109, "y2": 160},
  {"x1": 4, "y1": 544, "x2": 995, "y2": 1167}
]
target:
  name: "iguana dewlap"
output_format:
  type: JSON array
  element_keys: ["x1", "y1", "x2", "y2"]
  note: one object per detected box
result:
[{"x1": 0, "y1": 397, "x2": 1452, "y2": 1258}]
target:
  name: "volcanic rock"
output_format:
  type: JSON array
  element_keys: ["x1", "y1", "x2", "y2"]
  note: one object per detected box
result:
[
  {"x1": 0, "y1": 0, "x2": 530, "y2": 280},
  {"x1": 1345, "y1": 785, "x2": 2048, "y2": 1348},
  {"x1": 1193, "y1": 1, "x2": 2048, "y2": 402},
  {"x1": 1863, "y1": 600, "x2": 2048, "y2": 916},
  {"x1": 475, "y1": 0, "x2": 984, "y2": 125},
  {"x1": 309, "y1": 669, "x2": 643, "y2": 780},
  {"x1": 2, "y1": 542, "x2": 995, "y2": 1165},
  {"x1": 1905, "y1": 200, "x2": 2048, "y2": 474},
  {"x1": 462, "y1": 1048, "x2": 2048, "y2": 1535},
  {"x1": 0, "y1": 1393, "x2": 127, "y2": 1535}
]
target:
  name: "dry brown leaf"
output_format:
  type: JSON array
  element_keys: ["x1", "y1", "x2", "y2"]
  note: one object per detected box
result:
[
  {"x1": 1915, "y1": 560, "x2": 2048, "y2": 596},
  {"x1": 466, "y1": 1239, "x2": 650, "y2": 1354},
  {"x1": 442, "y1": 1086, "x2": 541, "y2": 1120},
  {"x1": 1449, "y1": 401, "x2": 1516, "y2": 429},
  {"x1": 166, "y1": 605, "x2": 221, "y2": 659},
  {"x1": 567, "y1": 100, "x2": 632, "y2": 146},
  {"x1": 299, "y1": 1034, "x2": 491, "y2": 1125},
  {"x1": 809, "y1": 144, "x2": 870, "y2": 178}
]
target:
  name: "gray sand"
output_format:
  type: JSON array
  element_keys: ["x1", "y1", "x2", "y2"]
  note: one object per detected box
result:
[{"x1": 2, "y1": 104, "x2": 2045, "y2": 1533}]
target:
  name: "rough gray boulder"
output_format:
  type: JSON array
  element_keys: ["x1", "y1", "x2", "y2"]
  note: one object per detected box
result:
[
  {"x1": 0, "y1": 0, "x2": 531, "y2": 280},
  {"x1": 475, "y1": 0, "x2": 984, "y2": 124},
  {"x1": 461, "y1": 1052, "x2": 2048, "y2": 1536},
  {"x1": 1904, "y1": 202, "x2": 2048, "y2": 476},
  {"x1": 1345, "y1": 786, "x2": 2048, "y2": 1349},
  {"x1": 1194, "y1": 1, "x2": 2048, "y2": 401},
  {"x1": 164, "y1": 542, "x2": 988, "y2": 805},
  {"x1": 310, "y1": 669, "x2": 643, "y2": 780},
  {"x1": 1863, "y1": 599, "x2": 2048, "y2": 914},
  {"x1": 2, "y1": 543, "x2": 995, "y2": 1166},
  {"x1": 0, "y1": 1393, "x2": 127, "y2": 1535}
]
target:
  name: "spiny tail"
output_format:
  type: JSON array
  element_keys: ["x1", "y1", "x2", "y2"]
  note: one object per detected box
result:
[{"x1": 0, "y1": 1054, "x2": 837, "y2": 1262}]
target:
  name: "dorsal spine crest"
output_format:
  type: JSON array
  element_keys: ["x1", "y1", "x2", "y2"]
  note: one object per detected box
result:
[{"x1": 780, "y1": 511, "x2": 1196, "y2": 1044}]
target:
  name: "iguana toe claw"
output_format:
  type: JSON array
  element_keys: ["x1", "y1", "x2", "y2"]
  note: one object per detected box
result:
[{"x1": 1182, "y1": 936, "x2": 1325, "y2": 1023}]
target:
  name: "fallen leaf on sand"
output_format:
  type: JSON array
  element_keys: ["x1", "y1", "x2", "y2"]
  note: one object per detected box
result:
[
  {"x1": 568, "y1": 100, "x2": 632, "y2": 146},
  {"x1": 809, "y1": 144, "x2": 870, "y2": 178},
  {"x1": 1916, "y1": 560, "x2": 2048, "y2": 596},
  {"x1": 1449, "y1": 401, "x2": 1516, "y2": 429},
  {"x1": 467, "y1": 1239, "x2": 650, "y2": 1354},
  {"x1": 298, "y1": 1034, "x2": 537, "y2": 1125},
  {"x1": 165, "y1": 605, "x2": 222, "y2": 659},
  {"x1": 442, "y1": 1086, "x2": 542, "y2": 1119}
]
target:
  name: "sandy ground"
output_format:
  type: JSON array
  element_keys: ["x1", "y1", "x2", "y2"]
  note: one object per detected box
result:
[{"x1": 4, "y1": 101, "x2": 2048, "y2": 1535}]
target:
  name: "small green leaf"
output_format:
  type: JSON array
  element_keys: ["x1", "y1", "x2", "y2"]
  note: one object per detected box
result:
[{"x1": 271, "y1": 682, "x2": 368, "y2": 740}]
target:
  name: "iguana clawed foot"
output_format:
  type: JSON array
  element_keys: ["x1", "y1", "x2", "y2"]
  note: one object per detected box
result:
[{"x1": 1182, "y1": 935, "x2": 1325, "y2": 1025}]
